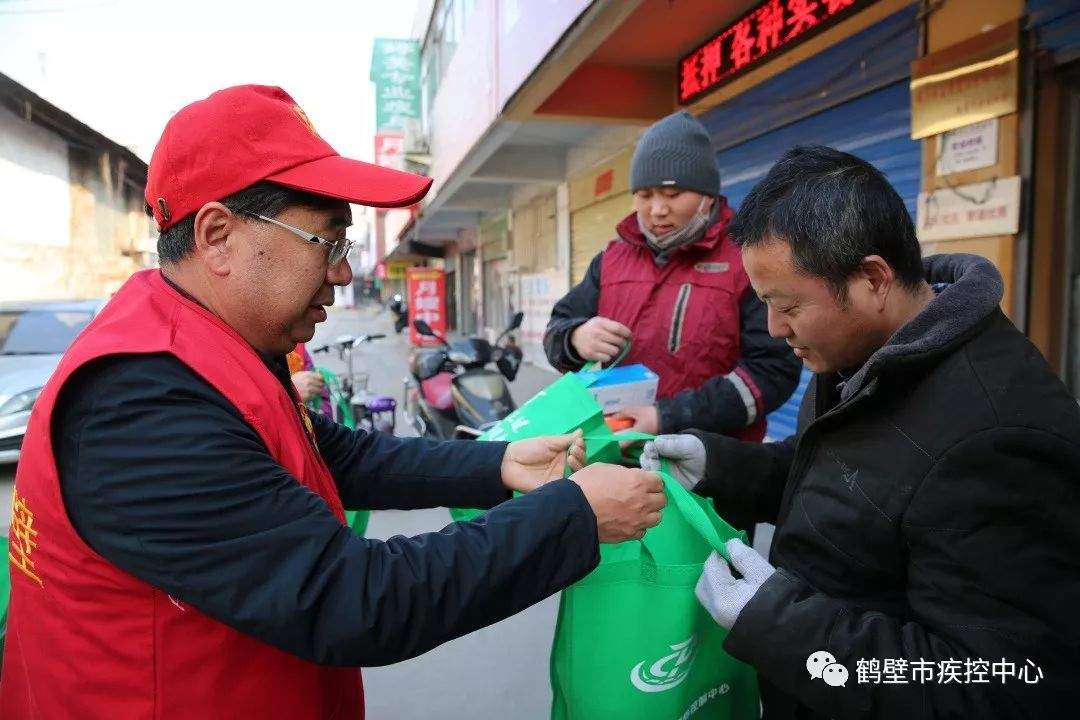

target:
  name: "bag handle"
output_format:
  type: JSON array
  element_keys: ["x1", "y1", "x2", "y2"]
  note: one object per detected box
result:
[
  {"x1": 579, "y1": 432, "x2": 744, "y2": 561},
  {"x1": 575, "y1": 340, "x2": 632, "y2": 389},
  {"x1": 659, "y1": 459, "x2": 744, "y2": 559}
]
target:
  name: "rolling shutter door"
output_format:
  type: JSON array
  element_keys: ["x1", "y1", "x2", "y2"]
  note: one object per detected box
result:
[
  {"x1": 1028, "y1": 0, "x2": 1080, "y2": 62},
  {"x1": 700, "y1": 5, "x2": 920, "y2": 441},
  {"x1": 570, "y1": 192, "x2": 632, "y2": 285},
  {"x1": 734, "y1": 82, "x2": 921, "y2": 441},
  {"x1": 716, "y1": 81, "x2": 922, "y2": 215}
]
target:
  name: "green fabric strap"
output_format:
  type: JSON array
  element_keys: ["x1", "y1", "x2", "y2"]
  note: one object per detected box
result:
[
  {"x1": 580, "y1": 432, "x2": 736, "y2": 559},
  {"x1": 574, "y1": 341, "x2": 632, "y2": 388}
]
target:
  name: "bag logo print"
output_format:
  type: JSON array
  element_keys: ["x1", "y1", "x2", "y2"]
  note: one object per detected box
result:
[{"x1": 630, "y1": 636, "x2": 698, "y2": 693}]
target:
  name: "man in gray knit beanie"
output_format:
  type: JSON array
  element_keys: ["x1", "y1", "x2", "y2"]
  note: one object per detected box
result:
[
  {"x1": 544, "y1": 110, "x2": 799, "y2": 441},
  {"x1": 630, "y1": 111, "x2": 722, "y2": 259}
]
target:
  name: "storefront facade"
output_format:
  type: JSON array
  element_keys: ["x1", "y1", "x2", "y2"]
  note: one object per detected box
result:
[
  {"x1": 1028, "y1": 0, "x2": 1080, "y2": 395},
  {"x1": 407, "y1": 0, "x2": 1079, "y2": 400}
]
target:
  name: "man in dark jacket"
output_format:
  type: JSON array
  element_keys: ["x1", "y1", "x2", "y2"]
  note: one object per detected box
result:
[
  {"x1": 643, "y1": 145, "x2": 1080, "y2": 719},
  {"x1": 544, "y1": 111, "x2": 800, "y2": 440}
]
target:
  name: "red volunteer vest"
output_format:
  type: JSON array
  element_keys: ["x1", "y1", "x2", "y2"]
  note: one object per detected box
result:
[
  {"x1": 0, "y1": 270, "x2": 364, "y2": 719},
  {"x1": 599, "y1": 202, "x2": 765, "y2": 441}
]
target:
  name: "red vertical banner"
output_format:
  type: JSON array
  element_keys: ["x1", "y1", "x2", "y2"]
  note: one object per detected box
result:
[{"x1": 406, "y1": 267, "x2": 447, "y2": 346}]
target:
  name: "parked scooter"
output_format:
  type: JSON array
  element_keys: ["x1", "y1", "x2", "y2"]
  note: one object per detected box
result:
[
  {"x1": 403, "y1": 312, "x2": 525, "y2": 440},
  {"x1": 387, "y1": 294, "x2": 409, "y2": 334}
]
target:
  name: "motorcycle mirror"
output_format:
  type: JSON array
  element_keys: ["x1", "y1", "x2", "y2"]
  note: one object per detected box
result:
[
  {"x1": 497, "y1": 348, "x2": 522, "y2": 382},
  {"x1": 494, "y1": 312, "x2": 525, "y2": 346},
  {"x1": 413, "y1": 319, "x2": 435, "y2": 337}
]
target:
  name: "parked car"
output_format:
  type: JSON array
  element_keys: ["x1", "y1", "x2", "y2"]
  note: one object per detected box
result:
[{"x1": 0, "y1": 300, "x2": 102, "y2": 464}]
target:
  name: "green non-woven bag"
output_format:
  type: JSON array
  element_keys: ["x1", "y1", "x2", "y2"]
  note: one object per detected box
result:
[
  {"x1": 448, "y1": 362, "x2": 619, "y2": 522},
  {"x1": 439, "y1": 354, "x2": 759, "y2": 718},
  {"x1": 549, "y1": 460, "x2": 760, "y2": 720}
]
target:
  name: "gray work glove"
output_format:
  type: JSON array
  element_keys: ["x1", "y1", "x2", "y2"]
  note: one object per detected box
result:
[
  {"x1": 640, "y1": 434, "x2": 706, "y2": 491},
  {"x1": 695, "y1": 538, "x2": 777, "y2": 630}
]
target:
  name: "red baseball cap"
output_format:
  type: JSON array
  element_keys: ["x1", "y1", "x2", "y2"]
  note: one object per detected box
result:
[{"x1": 145, "y1": 85, "x2": 432, "y2": 230}]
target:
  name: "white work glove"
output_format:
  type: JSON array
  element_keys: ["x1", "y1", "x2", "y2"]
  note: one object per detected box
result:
[
  {"x1": 695, "y1": 538, "x2": 777, "y2": 630},
  {"x1": 640, "y1": 434, "x2": 706, "y2": 491}
]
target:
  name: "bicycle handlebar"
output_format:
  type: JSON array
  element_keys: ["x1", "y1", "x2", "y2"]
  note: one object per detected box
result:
[{"x1": 310, "y1": 333, "x2": 386, "y2": 354}]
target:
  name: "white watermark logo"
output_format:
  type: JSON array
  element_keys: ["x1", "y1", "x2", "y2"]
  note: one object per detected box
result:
[
  {"x1": 855, "y1": 658, "x2": 1044, "y2": 685},
  {"x1": 807, "y1": 650, "x2": 849, "y2": 687},
  {"x1": 808, "y1": 652, "x2": 1045, "y2": 687},
  {"x1": 630, "y1": 636, "x2": 698, "y2": 693}
]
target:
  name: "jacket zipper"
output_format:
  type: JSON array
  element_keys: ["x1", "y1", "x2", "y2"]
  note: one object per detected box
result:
[{"x1": 668, "y1": 283, "x2": 692, "y2": 353}]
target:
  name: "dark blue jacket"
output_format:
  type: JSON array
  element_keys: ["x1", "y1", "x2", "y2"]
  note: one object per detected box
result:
[{"x1": 52, "y1": 352, "x2": 599, "y2": 666}]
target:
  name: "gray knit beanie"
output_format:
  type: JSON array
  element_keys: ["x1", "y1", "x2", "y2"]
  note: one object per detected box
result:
[{"x1": 630, "y1": 111, "x2": 720, "y2": 196}]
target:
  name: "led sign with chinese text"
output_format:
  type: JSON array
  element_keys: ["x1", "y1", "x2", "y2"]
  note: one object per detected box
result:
[{"x1": 678, "y1": 0, "x2": 875, "y2": 104}]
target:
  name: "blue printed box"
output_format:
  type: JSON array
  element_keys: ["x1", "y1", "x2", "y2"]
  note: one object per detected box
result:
[{"x1": 576, "y1": 364, "x2": 659, "y2": 414}]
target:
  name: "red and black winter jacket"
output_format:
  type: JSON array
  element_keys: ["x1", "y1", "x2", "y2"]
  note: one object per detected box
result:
[{"x1": 544, "y1": 201, "x2": 800, "y2": 436}]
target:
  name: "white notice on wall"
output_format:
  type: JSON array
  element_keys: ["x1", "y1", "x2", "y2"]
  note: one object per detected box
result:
[
  {"x1": 519, "y1": 269, "x2": 568, "y2": 372},
  {"x1": 936, "y1": 119, "x2": 998, "y2": 176},
  {"x1": 916, "y1": 175, "x2": 1021, "y2": 243}
]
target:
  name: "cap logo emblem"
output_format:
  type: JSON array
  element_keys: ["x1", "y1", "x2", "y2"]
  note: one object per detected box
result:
[
  {"x1": 156, "y1": 197, "x2": 172, "y2": 223},
  {"x1": 292, "y1": 105, "x2": 320, "y2": 137}
]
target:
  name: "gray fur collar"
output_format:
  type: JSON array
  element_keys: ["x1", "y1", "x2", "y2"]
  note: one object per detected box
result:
[{"x1": 841, "y1": 253, "x2": 1004, "y2": 401}]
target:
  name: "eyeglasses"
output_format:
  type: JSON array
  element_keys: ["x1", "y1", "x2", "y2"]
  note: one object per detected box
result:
[{"x1": 243, "y1": 212, "x2": 354, "y2": 265}]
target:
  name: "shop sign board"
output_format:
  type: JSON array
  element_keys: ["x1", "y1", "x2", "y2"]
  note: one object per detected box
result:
[
  {"x1": 916, "y1": 175, "x2": 1021, "y2": 242},
  {"x1": 910, "y1": 22, "x2": 1019, "y2": 139},
  {"x1": 407, "y1": 267, "x2": 447, "y2": 346},
  {"x1": 371, "y1": 38, "x2": 421, "y2": 131},
  {"x1": 678, "y1": 0, "x2": 874, "y2": 104},
  {"x1": 936, "y1": 119, "x2": 999, "y2": 175},
  {"x1": 386, "y1": 261, "x2": 411, "y2": 280},
  {"x1": 374, "y1": 131, "x2": 405, "y2": 171}
]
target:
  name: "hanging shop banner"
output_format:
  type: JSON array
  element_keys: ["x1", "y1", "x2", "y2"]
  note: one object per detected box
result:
[
  {"x1": 407, "y1": 267, "x2": 447, "y2": 346},
  {"x1": 371, "y1": 38, "x2": 421, "y2": 131},
  {"x1": 910, "y1": 21, "x2": 1018, "y2": 139},
  {"x1": 374, "y1": 131, "x2": 405, "y2": 170},
  {"x1": 677, "y1": 0, "x2": 875, "y2": 105},
  {"x1": 936, "y1": 118, "x2": 999, "y2": 176},
  {"x1": 916, "y1": 175, "x2": 1021, "y2": 242}
]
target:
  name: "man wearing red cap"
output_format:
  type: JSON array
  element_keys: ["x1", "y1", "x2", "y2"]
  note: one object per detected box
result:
[{"x1": 0, "y1": 86, "x2": 665, "y2": 719}]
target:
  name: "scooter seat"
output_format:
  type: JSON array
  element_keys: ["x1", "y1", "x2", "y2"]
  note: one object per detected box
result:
[
  {"x1": 366, "y1": 396, "x2": 397, "y2": 413},
  {"x1": 420, "y1": 372, "x2": 454, "y2": 411}
]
